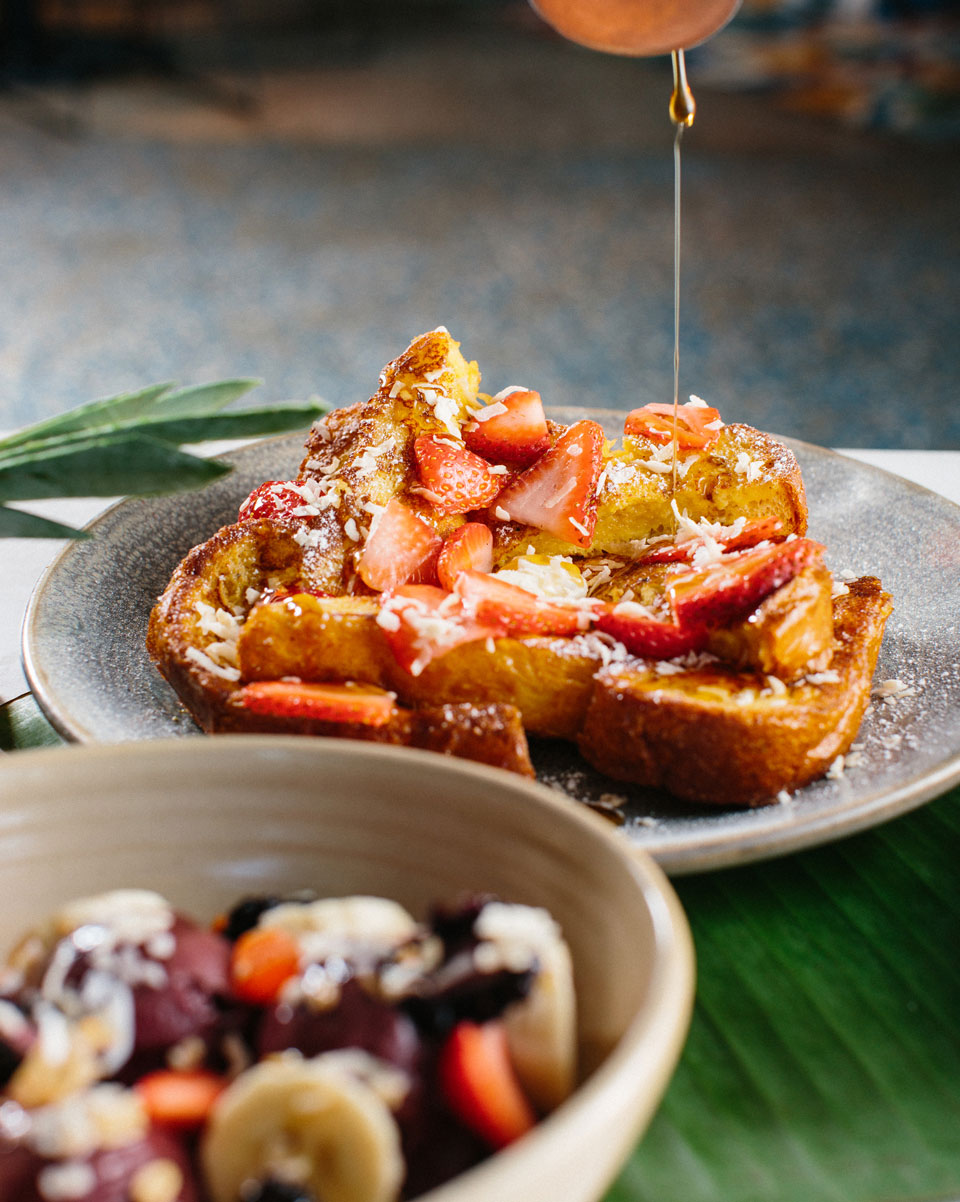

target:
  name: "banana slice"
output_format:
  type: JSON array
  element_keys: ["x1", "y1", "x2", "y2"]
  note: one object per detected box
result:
[
  {"x1": 201, "y1": 1053, "x2": 404, "y2": 1202},
  {"x1": 474, "y1": 903, "x2": 577, "y2": 1112},
  {"x1": 258, "y1": 897, "x2": 417, "y2": 965}
]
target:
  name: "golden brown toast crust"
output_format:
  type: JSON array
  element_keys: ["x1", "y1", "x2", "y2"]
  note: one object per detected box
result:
[{"x1": 577, "y1": 577, "x2": 892, "y2": 805}]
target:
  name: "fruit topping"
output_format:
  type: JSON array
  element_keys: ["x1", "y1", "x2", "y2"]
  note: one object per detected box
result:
[
  {"x1": 439, "y1": 1021, "x2": 536, "y2": 1149},
  {"x1": 625, "y1": 399, "x2": 723, "y2": 449},
  {"x1": 593, "y1": 603, "x2": 708, "y2": 658},
  {"x1": 454, "y1": 571, "x2": 590, "y2": 638},
  {"x1": 377, "y1": 585, "x2": 502, "y2": 676},
  {"x1": 463, "y1": 388, "x2": 551, "y2": 467},
  {"x1": 239, "y1": 682, "x2": 397, "y2": 727},
  {"x1": 357, "y1": 499, "x2": 443, "y2": 592},
  {"x1": 637, "y1": 516, "x2": 786, "y2": 566},
  {"x1": 229, "y1": 926, "x2": 302, "y2": 1006},
  {"x1": 437, "y1": 523, "x2": 494, "y2": 590},
  {"x1": 668, "y1": 538, "x2": 825, "y2": 628},
  {"x1": 238, "y1": 481, "x2": 307, "y2": 522},
  {"x1": 136, "y1": 1069, "x2": 228, "y2": 1130},
  {"x1": 413, "y1": 437, "x2": 503, "y2": 515},
  {"x1": 492, "y1": 419, "x2": 604, "y2": 548}
]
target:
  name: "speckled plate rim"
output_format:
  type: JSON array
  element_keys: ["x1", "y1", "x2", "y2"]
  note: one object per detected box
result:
[{"x1": 21, "y1": 420, "x2": 960, "y2": 875}]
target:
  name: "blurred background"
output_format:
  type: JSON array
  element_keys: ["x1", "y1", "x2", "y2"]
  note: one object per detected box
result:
[{"x1": 0, "y1": 0, "x2": 957, "y2": 447}]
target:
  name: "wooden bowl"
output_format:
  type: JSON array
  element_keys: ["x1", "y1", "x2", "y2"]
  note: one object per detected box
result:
[{"x1": 0, "y1": 737, "x2": 694, "y2": 1202}]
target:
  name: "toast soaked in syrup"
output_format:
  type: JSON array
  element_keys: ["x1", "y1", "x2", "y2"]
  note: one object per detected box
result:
[{"x1": 148, "y1": 328, "x2": 891, "y2": 805}]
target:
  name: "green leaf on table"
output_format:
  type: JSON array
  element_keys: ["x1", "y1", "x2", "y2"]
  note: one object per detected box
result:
[
  {"x1": 0, "y1": 506, "x2": 90, "y2": 539},
  {"x1": 0, "y1": 378, "x2": 329, "y2": 537},
  {"x1": 607, "y1": 789, "x2": 960, "y2": 1202},
  {"x1": 0, "y1": 694, "x2": 63, "y2": 751},
  {"x1": 0, "y1": 378, "x2": 261, "y2": 453},
  {"x1": 0, "y1": 434, "x2": 231, "y2": 501},
  {"x1": 0, "y1": 383, "x2": 177, "y2": 451},
  {"x1": 0, "y1": 401, "x2": 327, "y2": 462}
]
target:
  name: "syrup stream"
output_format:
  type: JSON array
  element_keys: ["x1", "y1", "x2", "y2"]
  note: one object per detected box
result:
[{"x1": 669, "y1": 49, "x2": 695, "y2": 502}]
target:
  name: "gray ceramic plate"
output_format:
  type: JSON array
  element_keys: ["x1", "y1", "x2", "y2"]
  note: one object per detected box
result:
[{"x1": 22, "y1": 413, "x2": 960, "y2": 875}]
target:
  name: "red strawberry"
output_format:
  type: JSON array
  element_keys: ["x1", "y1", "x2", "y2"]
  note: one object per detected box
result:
[
  {"x1": 721, "y1": 516, "x2": 785, "y2": 552},
  {"x1": 439, "y1": 1021, "x2": 536, "y2": 1149},
  {"x1": 463, "y1": 388, "x2": 551, "y2": 466},
  {"x1": 492, "y1": 420, "x2": 603, "y2": 549},
  {"x1": 637, "y1": 516, "x2": 787, "y2": 566},
  {"x1": 357, "y1": 498, "x2": 443, "y2": 592},
  {"x1": 625, "y1": 401, "x2": 723, "y2": 449},
  {"x1": 238, "y1": 480, "x2": 305, "y2": 522},
  {"x1": 437, "y1": 523, "x2": 494, "y2": 590},
  {"x1": 668, "y1": 538, "x2": 825, "y2": 627},
  {"x1": 239, "y1": 680, "x2": 397, "y2": 726},
  {"x1": 593, "y1": 603, "x2": 707, "y2": 658},
  {"x1": 414, "y1": 437, "x2": 503, "y2": 515},
  {"x1": 378, "y1": 585, "x2": 502, "y2": 676},
  {"x1": 454, "y1": 570, "x2": 589, "y2": 638}
]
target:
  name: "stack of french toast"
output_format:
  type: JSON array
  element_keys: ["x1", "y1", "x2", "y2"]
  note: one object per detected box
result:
[{"x1": 148, "y1": 329, "x2": 892, "y2": 806}]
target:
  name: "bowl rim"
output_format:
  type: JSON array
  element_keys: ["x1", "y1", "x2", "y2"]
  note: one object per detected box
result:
[{"x1": 0, "y1": 736, "x2": 695, "y2": 1200}]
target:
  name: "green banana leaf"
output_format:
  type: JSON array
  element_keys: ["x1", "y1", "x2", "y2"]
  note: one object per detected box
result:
[{"x1": 609, "y1": 788, "x2": 960, "y2": 1202}]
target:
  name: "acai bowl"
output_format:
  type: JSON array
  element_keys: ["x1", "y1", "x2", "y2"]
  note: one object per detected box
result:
[{"x1": 0, "y1": 738, "x2": 694, "y2": 1202}]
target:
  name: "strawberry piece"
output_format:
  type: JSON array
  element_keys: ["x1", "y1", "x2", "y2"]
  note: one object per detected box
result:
[
  {"x1": 238, "y1": 480, "x2": 306, "y2": 522},
  {"x1": 358, "y1": 498, "x2": 443, "y2": 592},
  {"x1": 637, "y1": 517, "x2": 787, "y2": 566},
  {"x1": 454, "y1": 570, "x2": 588, "y2": 638},
  {"x1": 440, "y1": 1021, "x2": 536, "y2": 1149},
  {"x1": 239, "y1": 681, "x2": 397, "y2": 726},
  {"x1": 437, "y1": 523, "x2": 494, "y2": 590},
  {"x1": 625, "y1": 402, "x2": 723, "y2": 449},
  {"x1": 593, "y1": 603, "x2": 708, "y2": 658},
  {"x1": 636, "y1": 542, "x2": 695, "y2": 567},
  {"x1": 668, "y1": 538, "x2": 825, "y2": 627},
  {"x1": 136, "y1": 1070, "x2": 228, "y2": 1130},
  {"x1": 414, "y1": 437, "x2": 503, "y2": 515},
  {"x1": 378, "y1": 585, "x2": 502, "y2": 676},
  {"x1": 464, "y1": 388, "x2": 551, "y2": 467},
  {"x1": 493, "y1": 419, "x2": 604, "y2": 549},
  {"x1": 721, "y1": 516, "x2": 785, "y2": 552},
  {"x1": 229, "y1": 926, "x2": 301, "y2": 1005}
]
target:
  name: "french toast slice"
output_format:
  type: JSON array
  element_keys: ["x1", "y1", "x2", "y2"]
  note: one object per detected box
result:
[
  {"x1": 147, "y1": 328, "x2": 891, "y2": 805},
  {"x1": 578, "y1": 577, "x2": 892, "y2": 805}
]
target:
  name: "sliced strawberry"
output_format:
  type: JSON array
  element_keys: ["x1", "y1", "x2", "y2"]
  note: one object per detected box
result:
[
  {"x1": 437, "y1": 523, "x2": 494, "y2": 590},
  {"x1": 668, "y1": 538, "x2": 825, "y2": 627},
  {"x1": 454, "y1": 570, "x2": 588, "y2": 638},
  {"x1": 493, "y1": 419, "x2": 604, "y2": 549},
  {"x1": 636, "y1": 542, "x2": 695, "y2": 567},
  {"x1": 721, "y1": 516, "x2": 785, "y2": 552},
  {"x1": 593, "y1": 602, "x2": 707, "y2": 658},
  {"x1": 229, "y1": 926, "x2": 301, "y2": 1005},
  {"x1": 239, "y1": 680, "x2": 397, "y2": 726},
  {"x1": 625, "y1": 402, "x2": 723, "y2": 449},
  {"x1": 414, "y1": 437, "x2": 503, "y2": 515},
  {"x1": 358, "y1": 498, "x2": 443, "y2": 592},
  {"x1": 378, "y1": 585, "x2": 502, "y2": 676},
  {"x1": 440, "y1": 1021, "x2": 536, "y2": 1149},
  {"x1": 637, "y1": 517, "x2": 787, "y2": 566},
  {"x1": 238, "y1": 480, "x2": 305, "y2": 522},
  {"x1": 464, "y1": 388, "x2": 551, "y2": 467},
  {"x1": 136, "y1": 1070, "x2": 228, "y2": 1130}
]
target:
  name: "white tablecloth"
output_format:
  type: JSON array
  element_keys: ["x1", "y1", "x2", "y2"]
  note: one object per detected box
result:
[{"x1": 2, "y1": 449, "x2": 958, "y2": 706}]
